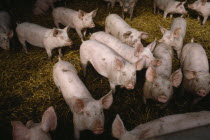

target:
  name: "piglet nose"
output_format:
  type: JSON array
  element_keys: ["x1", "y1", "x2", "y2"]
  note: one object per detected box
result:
[
  {"x1": 198, "y1": 89, "x2": 206, "y2": 97},
  {"x1": 123, "y1": 8, "x2": 128, "y2": 12},
  {"x1": 126, "y1": 84, "x2": 134, "y2": 90},
  {"x1": 90, "y1": 23, "x2": 95, "y2": 28}
]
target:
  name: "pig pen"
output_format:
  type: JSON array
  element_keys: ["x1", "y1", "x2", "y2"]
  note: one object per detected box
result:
[{"x1": 0, "y1": 0, "x2": 210, "y2": 139}]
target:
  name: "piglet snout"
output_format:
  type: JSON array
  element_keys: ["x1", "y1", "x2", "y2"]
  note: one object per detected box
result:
[
  {"x1": 197, "y1": 89, "x2": 206, "y2": 97},
  {"x1": 90, "y1": 23, "x2": 95, "y2": 28},
  {"x1": 123, "y1": 8, "x2": 128, "y2": 12},
  {"x1": 158, "y1": 95, "x2": 168, "y2": 103},
  {"x1": 93, "y1": 120, "x2": 104, "y2": 134},
  {"x1": 126, "y1": 83, "x2": 134, "y2": 90}
]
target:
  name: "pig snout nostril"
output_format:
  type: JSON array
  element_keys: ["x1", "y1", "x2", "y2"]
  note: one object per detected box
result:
[
  {"x1": 198, "y1": 89, "x2": 206, "y2": 97},
  {"x1": 158, "y1": 95, "x2": 168, "y2": 103}
]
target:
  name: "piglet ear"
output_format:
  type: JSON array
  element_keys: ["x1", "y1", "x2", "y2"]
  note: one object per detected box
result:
[
  {"x1": 140, "y1": 32, "x2": 149, "y2": 39},
  {"x1": 26, "y1": 120, "x2": 34, "y2": 128},
  {"x1": 173, "y1": 28, "x2": 181, "y2": 38},
  {"x1": 64, "y1": 26, "x2": 71, "y2": 33},
  {"x1": 72, "y1": 98, "x2": 85, "y2": 114},
  {"x1": 53, "y1": 28, "x2": 61, "y2": 37},
  {"x1": 115, "y1": 58, "x2": 125, "y2": 71},
  {"x1": 112, "y1": 114, "x2": 126, "y2": 139},
  {"x1": 11, "y1": 121, "x2": 29, "y2": 140},
  {"x1": 123, "y1": 31, "x2": 132, "y2": 39},
  {"x1": 130, "y1": 1, "x2": 136, "y2": 7},
  {"x1": 171, "y1": 69, "x2": 183, "y2": 87},
  {"x1": 78, "y1": 10, "x2": 86, "y2": 19},
  {"x1": 90, "y1": 8, "x2": 98, "y2": 18},
  {"x1": 146, "y1": 66, "x2": 157, "y2": 82},
  {"x1": 147, "y1": 39, "x2": 157, "y2": 52},
  {"x1": 201, "y1": 0, "x2": 207, "y2": 5},
  {"x1": 101, "y1": 90, "x2": 113, "y2": 109},
  {"x1": 176, "y1": 2, "x2": 182, "y2": 8},
  {"x1": 184, "y1": 70, "x2": 197, "y2": 80},
  {"x1": 182, "y1": 0, "x2": 187, "y2": 5},
  {"x1": 134, "y1": 42, "x2": 144, "y2": 57},
  {"x1": 41, "y1": 106, "x2": 57, "y2": 132},
  {"x1": 136, "y1": 59, "x2": 145, "y2": 71},
  {"x1": 160, "y1": 26, "x2": 167, "y2": 34},
  {"x1": 119, "y1": 0, "x2": 123, "y2": 6},
  {"x1": 152, "y1": 58, "x2": 162, "y2": 67}
]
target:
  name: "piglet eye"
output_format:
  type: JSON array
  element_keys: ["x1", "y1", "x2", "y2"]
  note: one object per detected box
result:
[
  {"x1": 86, "y1": 112, "x2": 91, "y2": 117},
  {"x1": 155, "y1": 83, "x2": 158, "y2": 87},
  {"x1": 122, "y1": 72, "x2": 126, "y2": 76},
  {"x1": 168, "y1": 86, "x2": 171, "y2": 89}
]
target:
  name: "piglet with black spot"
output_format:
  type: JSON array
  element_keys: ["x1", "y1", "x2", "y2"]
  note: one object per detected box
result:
[{"x1": 53, "y1": 58, "x2": 113, "y2": 140}]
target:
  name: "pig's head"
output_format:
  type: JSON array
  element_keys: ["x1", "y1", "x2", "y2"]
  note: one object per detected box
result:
[
  {"x1": 51, "y1": 26, "x2": 72, "y2": 46},
  {"x1": 119, "y1": 0, "x2": 136, "y2": 13},
  {"x1": 11, "y1": 106, "x2": 57, "y2": 140},
  {"x1": 145, "y1": 66, "x2": 182, "y2": 103},
  {"x1": 123, "y1": 29, "x2": 149, "y2": 47},
  {"x1": 188, "y1": 0, "x2": 207, "y2": 11},
  {"x1": 71, "y1": 91, "x2": 113, "y2": 135},
  {"x1": 78, "y1": 9, "x2": 98, "y2": 28},
  {"x1": 172, "y1": 1, "x2": 188, "y2": 15},
  {"x1": 134, "y1": 39, "x2": 162, "y2": 70},
  {"x1": 0, "y1": 31, "x2": 13, "y2": 50},
  {"x1": 184, "y1": 70, "x2": 210, "y2": 97},
  {"x1": 159, "y1": 26, "x2": 181, "y2": 46},
  {"x1": 114, "y1": 58, "x2": 137, "y2": 90},
  {"x1": 112, "y1": 114, "x2": 151, "y2": 140}
]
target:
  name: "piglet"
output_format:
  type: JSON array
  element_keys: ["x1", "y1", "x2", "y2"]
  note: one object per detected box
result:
[
  {"x1": 53, "y1": 58, "x2": 113, "y2": 140},
  {"x1": 159, "y1": 17, "x2": 186, "y2": 59},
  {"x1": 52, "y1": 7, "x2": 97, "y2": 42},
  {"x1": 105, "y1": 14, "x2": 149, "y2": 48},
  {"x1": 80, "y1": 40, "x2": 138, "y2": 93},
  {"x1": 143, "y1": 43, "x2": 182, "y2": 104},
  {"x1": 90, "y1": 31, "x2": 161, "y2": 71},
  {"x1": 11, "y1": 106, "x2": 57, "y2": 140},
  {"x1": 188, "y1": 0, "x2": 210, "y2": 25},
  {"x1": 119, "y1": 0, "x2": 138, "y2": 20},
  {"x1": 33, "y1": 0, "x2": 60, "y2": 15},
  {"x1": 103, "y1": 0, "x2": 122, "y2": 9},
  {"x1": 112, "y1": 111, "x2": 210, "y2": 140},
  {"x1": 180, "y1": 42, "x2": 210, "y2": 103},
  {"x1": 0, "y1": 11, "x2": 13, "y2": 50},
  {"x1": 154, "y1": 0, "x2": 188, "y2": 19},
  {"x1": 16, "y1": 22, "x2": 72, "y2": 59}
]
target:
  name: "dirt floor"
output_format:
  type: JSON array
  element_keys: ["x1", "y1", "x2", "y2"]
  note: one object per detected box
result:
[{"x1": 0, "y1": 0, "x2": 210, "y2": 139}]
